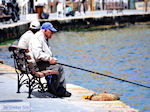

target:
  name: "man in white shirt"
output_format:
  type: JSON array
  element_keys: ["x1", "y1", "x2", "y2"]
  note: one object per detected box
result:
[
  {"x1": 29, "y1": 22, "x2": 71, "y2": 97},
  {"x1": 18, "y1": 21, "x2": 40, "y2": 49}
]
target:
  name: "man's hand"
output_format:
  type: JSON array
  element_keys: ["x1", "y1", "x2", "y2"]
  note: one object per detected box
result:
[{"x1": 49, "y1": 57, "x2": 57, "y2": 64}]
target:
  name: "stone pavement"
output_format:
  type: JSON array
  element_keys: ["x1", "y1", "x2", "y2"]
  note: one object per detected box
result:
[
  {"x1": 0, "y1": 9, "x2": 150, "y2": 28},
  {"x1": 0, "y1": 64, "x2": 138, "y2": 112},
  {"x1": 48, "y1": 9, "x2": 150, "y2": 20}
]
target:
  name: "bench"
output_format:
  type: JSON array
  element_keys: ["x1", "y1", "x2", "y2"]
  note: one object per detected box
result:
[
  {"x1": 106, "y1": 2, "x2": 124, "y2": 14},
  {"x1": 8, "y1": 45, "x2": 59, "y2": 98}
]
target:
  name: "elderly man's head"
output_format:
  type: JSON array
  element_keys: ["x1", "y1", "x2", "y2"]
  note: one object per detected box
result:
[{"x1": 41, "y1": 22, "x2": 57, "y2": 39}]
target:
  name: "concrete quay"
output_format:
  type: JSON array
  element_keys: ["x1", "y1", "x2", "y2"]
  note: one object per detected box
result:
[{"x1": 0, "y1": 64, "x2": 138, "y2": 112}]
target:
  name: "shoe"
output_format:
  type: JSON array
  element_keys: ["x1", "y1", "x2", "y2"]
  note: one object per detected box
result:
[
  {"x1": 63, "y1": 91, "x2": 72, "y2": 97},
  {"x1": 55, "y1": 87, "x2": 72, "y2": 97},
  {"x1": 57, "y1": 91, "x2": 72, "y2": 97}
]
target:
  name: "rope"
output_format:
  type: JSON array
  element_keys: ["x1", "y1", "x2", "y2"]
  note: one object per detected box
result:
[{"x1": 58, "y1": 62, "x2": 150, "y2": 89}]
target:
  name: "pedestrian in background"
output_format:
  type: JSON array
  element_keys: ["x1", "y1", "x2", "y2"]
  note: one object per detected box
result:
[
  {"x1": 65, "y1": 5, "x2": 75, "y2": 17},
  {"x1": 50, "y1": 0, "x2": 54, "y2": 13},
  {"x1": 12, "y1": 0, "x2": 20, "y2": 21},
  {"x1": 41, "y1": 3, "x2": 49, "y2": 19},
  {"x1": 79, "y1": 0, "x2": 86, "y2": 15},
  {"x1": 57, "y1": 1, "x2": 64, "y2": 18}
]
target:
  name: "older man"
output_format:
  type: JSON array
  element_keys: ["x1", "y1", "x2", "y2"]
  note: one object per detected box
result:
[{"x1": 29, "y1": 22, "x2": 71, "y2": 97}]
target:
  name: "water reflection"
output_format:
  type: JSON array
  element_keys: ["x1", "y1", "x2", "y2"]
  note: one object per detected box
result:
[
  {"x1": 0, "y1": 47, "x2": 12, "y2": 66},
  {"x1": 0, "y1": 25, "x2": 150, "y2": 111}
]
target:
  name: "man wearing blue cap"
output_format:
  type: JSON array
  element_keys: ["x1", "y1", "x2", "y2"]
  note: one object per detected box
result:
[{"x1": 29, "y1": 22, "x2": 71, "y2": 97}]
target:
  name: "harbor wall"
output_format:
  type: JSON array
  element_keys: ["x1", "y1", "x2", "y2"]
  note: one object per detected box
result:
[
  {"x1": 0, "y1": 22, "x2": 30, "y2": 43},
  {"x1": 0, "y1": 13, "x2": 150, "y2": 43}
]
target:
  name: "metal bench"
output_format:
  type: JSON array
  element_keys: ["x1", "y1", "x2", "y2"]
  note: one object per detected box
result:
[
  {"x1": 8, "y1": 45, "x2": 59, "y2": 98},
  {"x1": 106, "y1": 2, "x2": 124, "y2": 14}
]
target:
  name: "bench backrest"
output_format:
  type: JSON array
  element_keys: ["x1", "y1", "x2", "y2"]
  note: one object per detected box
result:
[
  {"x1": 9, "y1": 45, "x2": 59, "y2": 77},
  {"x1": 9, "y1": 45, "x2": 33, "y2": 74}
]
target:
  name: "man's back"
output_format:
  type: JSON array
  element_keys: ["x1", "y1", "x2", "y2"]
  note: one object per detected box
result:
[{"x1": 18, "y1": 30, "x2": 34, "y2": 49}]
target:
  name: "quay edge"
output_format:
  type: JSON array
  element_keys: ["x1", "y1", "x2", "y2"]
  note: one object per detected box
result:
[
  {"x1": 0, "y1": 64, "x2": 138, "y2": 112},
  {"x1": 0, "y1": 13, "x2": 150, "y2": 43}
]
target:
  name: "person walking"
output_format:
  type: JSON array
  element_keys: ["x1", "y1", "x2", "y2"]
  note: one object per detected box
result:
[
  {"x1": 12, "y1": 0, "x2": 20, "y2": 21},
  {"x1": 79, "y1": 0, "x2": 86, "y2": 15},
  {"x1": 57, "y1": 1, "x2": 63, "y2": 18},
  {"x1": 29, "y1": 22, "x2": 71, "y2": 97},
  {"x1": 50, "y1": 0, "x2": 54, "y2": 13}
]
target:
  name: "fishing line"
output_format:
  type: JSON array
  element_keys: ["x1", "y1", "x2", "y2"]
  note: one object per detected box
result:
[{"x1": 58, "y1": 62, "x2": 150, "y2": 89}]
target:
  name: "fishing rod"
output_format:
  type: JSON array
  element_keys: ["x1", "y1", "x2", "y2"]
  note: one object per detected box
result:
[{"x1": 58, "y1": 62, "x2": 150, "y2": 89}]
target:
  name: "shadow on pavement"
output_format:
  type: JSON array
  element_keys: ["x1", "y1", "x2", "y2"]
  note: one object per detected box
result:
[
  {"x1": 0, "y1": 99, "x2": 23, "y2": 103},
  {"x1": 31, "y1": 91, "x2": 57, "y2": 98}
]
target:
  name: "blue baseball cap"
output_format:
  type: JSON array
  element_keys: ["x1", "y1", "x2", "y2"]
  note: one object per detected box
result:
[{"x1": 41, "y1": 22, "x2": 57, "y2": 32}]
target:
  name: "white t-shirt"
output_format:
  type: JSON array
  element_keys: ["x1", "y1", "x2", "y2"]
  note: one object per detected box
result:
[{"x1": 18, "y1": 30, "x2": 34, "y2": 49}]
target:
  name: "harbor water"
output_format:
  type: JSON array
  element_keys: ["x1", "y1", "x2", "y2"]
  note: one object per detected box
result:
[{"x1": 0, "y1": 24, "x2": 150, "y2": 111}]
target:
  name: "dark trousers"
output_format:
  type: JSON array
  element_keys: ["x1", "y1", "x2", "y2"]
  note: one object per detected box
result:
[{"x1": 36, "y1": 61, "x2": 66, "y2": 95}]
